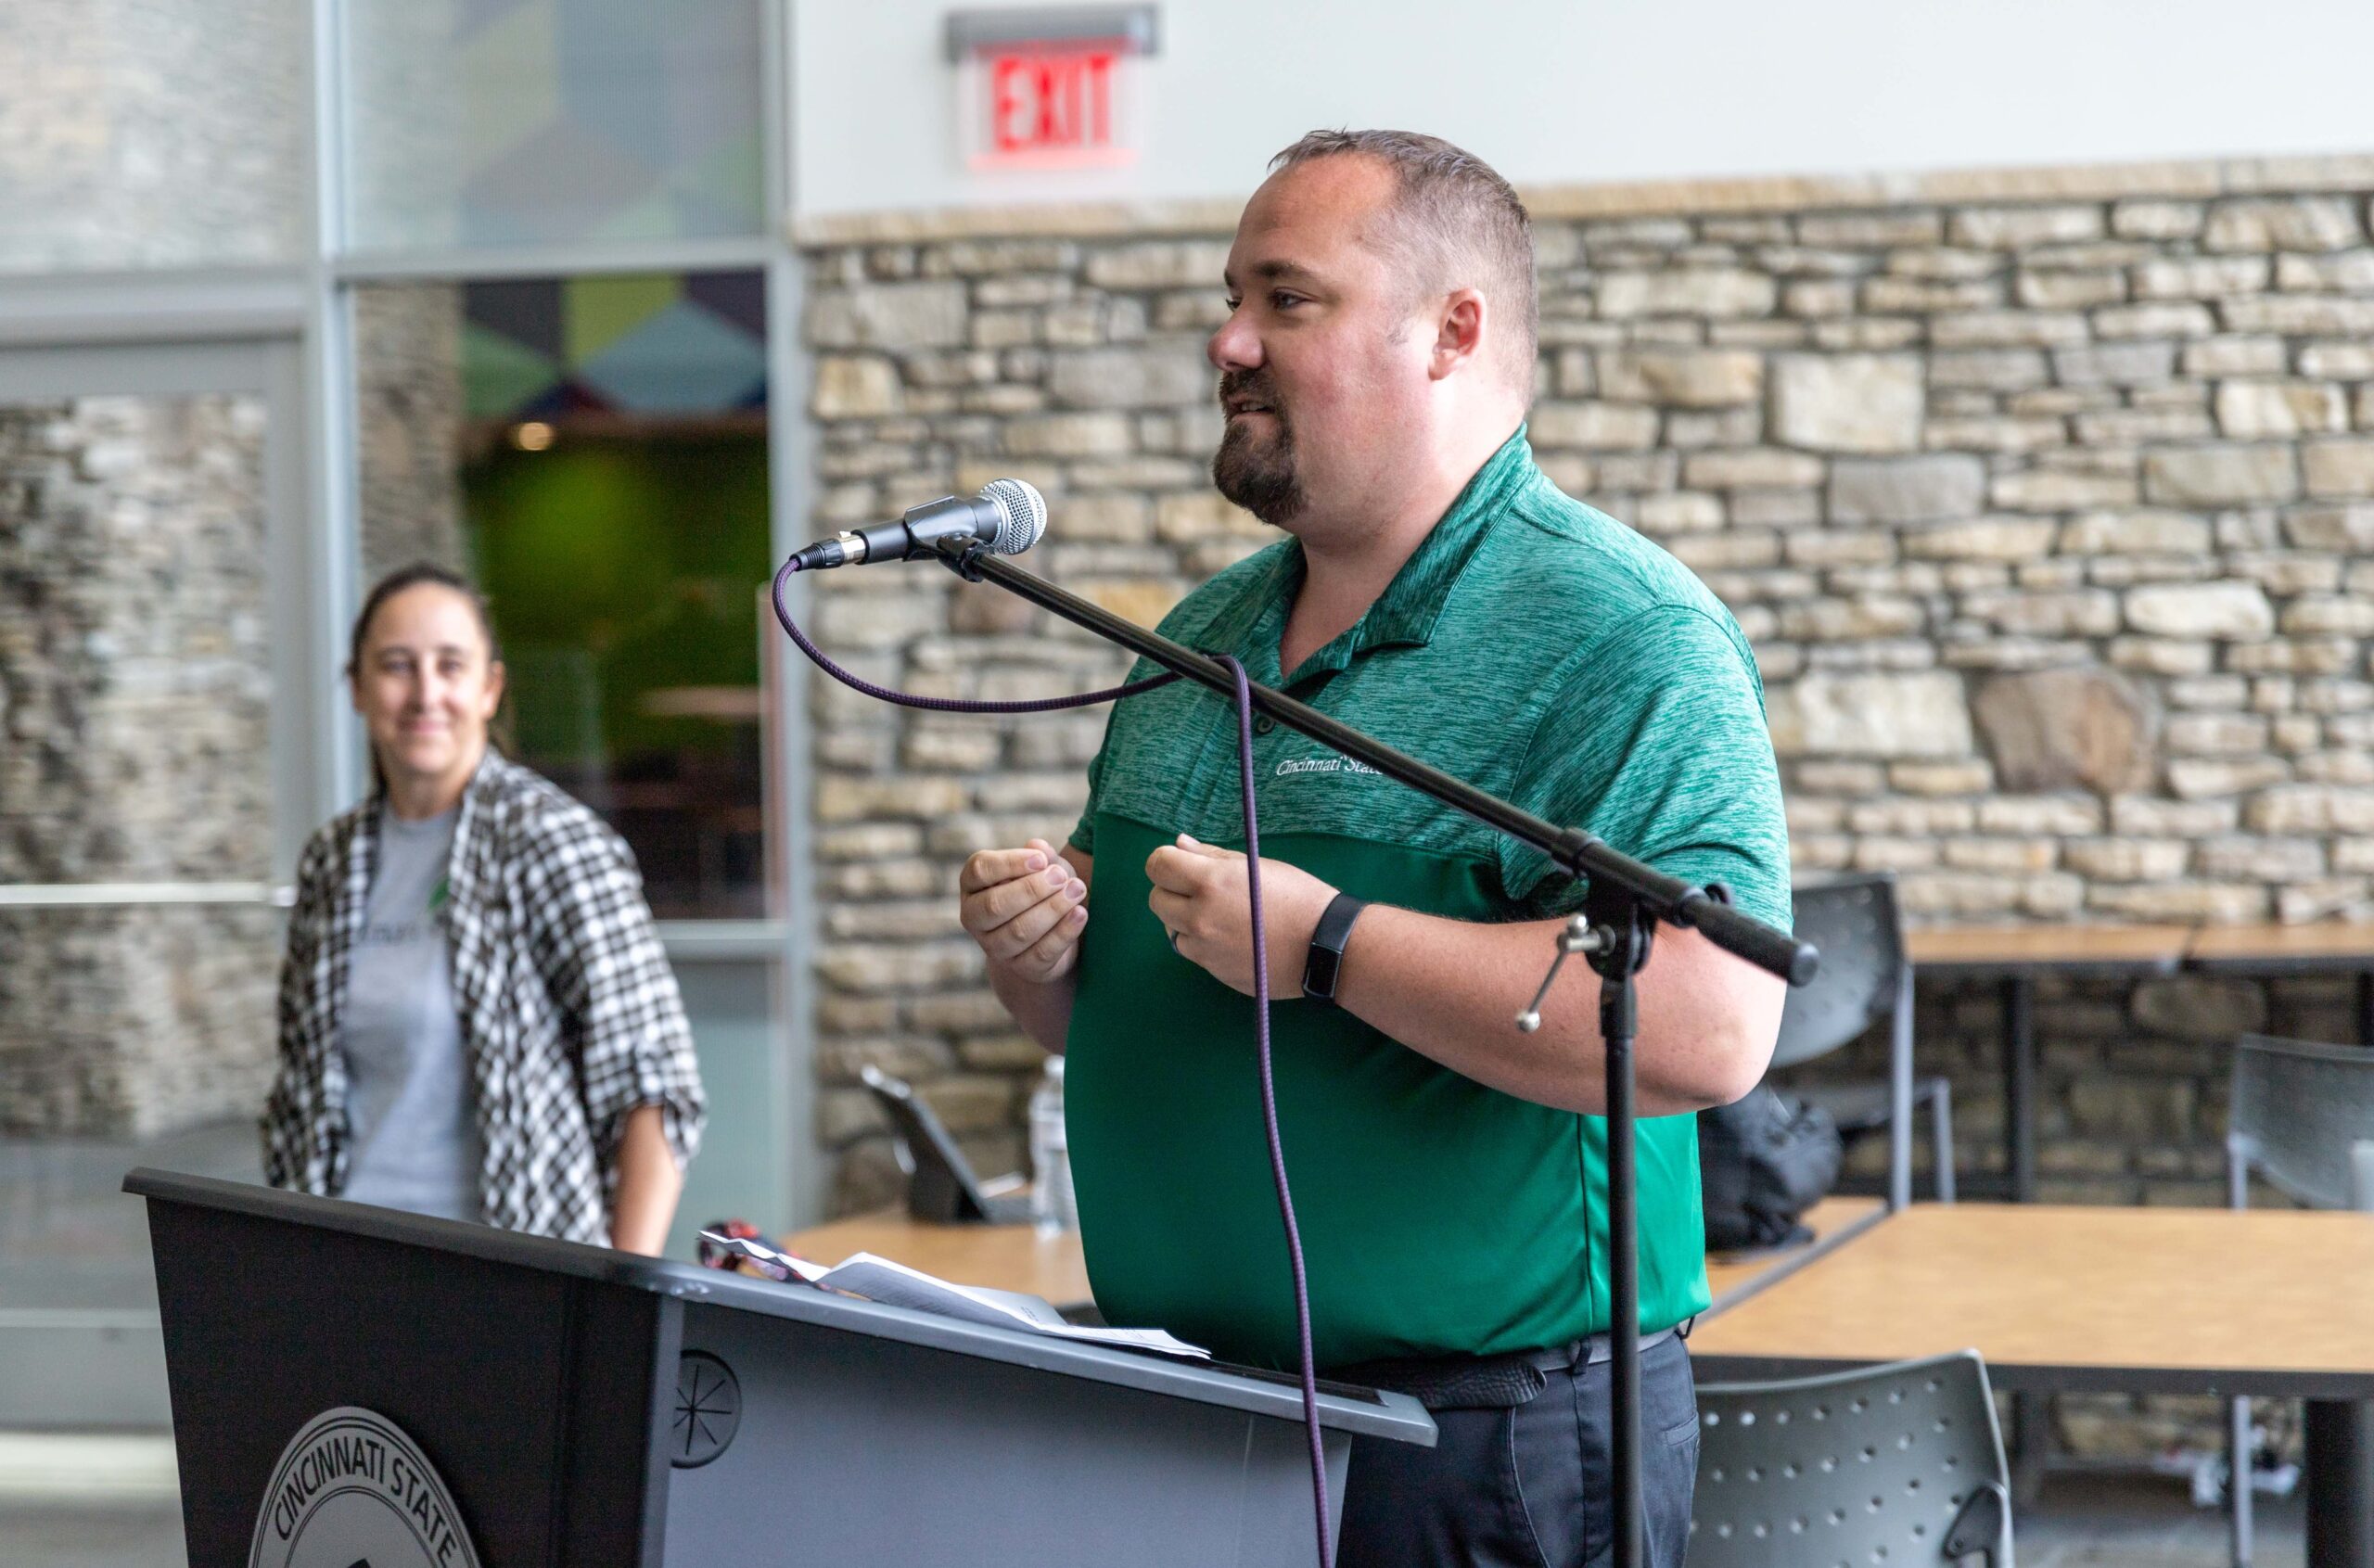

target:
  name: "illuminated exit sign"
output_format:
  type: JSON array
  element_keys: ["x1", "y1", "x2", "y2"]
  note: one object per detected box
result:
[{"x1": 947, "y1": 6, "x2": 1159, "y2": 170}]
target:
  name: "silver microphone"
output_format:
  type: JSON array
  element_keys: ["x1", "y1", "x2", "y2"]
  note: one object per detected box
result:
[{"x1": 789, "y1": 478, "x2": 1047, "y2": 572}]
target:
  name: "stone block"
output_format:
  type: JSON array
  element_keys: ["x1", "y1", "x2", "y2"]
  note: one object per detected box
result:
[
  {"x1": 1928, "y1": 350, "x2": 2049, "y2": 391},
  {"x1": 1972, "y1": 667, "x2": 2157, "y2": 794},
  {"x1": 2092, "y1": 302, "x2": 2217, "y2": 338},
  {"x1": 1989, "y1": 470, "x2": 2141, "y2": 511},
  {"x1": 1681, "y1": 448, "x2": 1826, "y2": 489},
  {"x1": 815, "y1": 774, "x2": 972, "y2": 822},
  {"x1": 2088, "y1": 882, "x2": 2271, "y2": 923},
  {"x1": 1766, "y1": 671, "x2": 1973, "y2": 758},
  {"x1": 2142, "y1": 445, "x2": 2301, "y2": 505},
  {"x1": 2299, "y1": 340, "x2": 2374, "y2": 378},
  {"x1": 1770, "y1": 354, "x2": 1923, "y2": 453},
  {"x1": 1597, "y1": 349, "x2": 1764, "y2": 406},
  {"x1": 1861, "y1": 275, "x2": 2004, "y2": 312},
  {"x1": 1902, "y1": 516, "x2": 2058, "y2": 561},
  {"x1": 2203, "y1": 198, "x2": 2363, "y2": 252},
  {"x1": 1076, "y1": 578, "x2": 1184, "y2": 628},
  {"x1": 1890, "y1": 759, "x2": 1994, "y2": 795},
  {"x1": 2214, "y1": 380, "x2": 2348, "y2": 438},
  {"x1": 1797, "y1": 210, "x2": 1943, "y2": 248},
  {"x1": 811, "y1": 355, "x2": 904, "y2": 418},
  {"x1": 1595, "y1": 269, "x2": 1777, "y2": 318},
  {"x1": 2014, "y1": 270, "x2": 2125, "y2": 310},
  {"x1": 2112, "y1": 199, "x2": 2205, "y2": 238},
  {"x1": 1001, "y1": 413, "x2": 1134, "y2": 457},
  {"x1": 1829, "y1": 454, "x2": 1986, "y2": 523},
  {"x1": 2132, "y1": 257, "x2": 2271, "y2": 298},
  {"x1": 2063, "y1": 839, "x2": 2189, "y2": 881},
  {"x1": 2051, "y1": 340, "x2": 2176, "y2": 388},
  {"x1": 2124, "y1": 581, "x2": 2276, "y2": 639},
  {"x1": 2183, "y1": 336, "x2": 2288, "y2": 376},
  {"x1": 805, "y1": 282, "x2": 970, "y2": 351},
  {"x1": 1047, "y1": 346, "x2": 1212, "y2": 409},
  {"x1": 2283, "y1": 597, "x2": 2374, "y2": 635},
  {"x1": 1084, "y1": 241, "x2": 1234, "y2": 290},
  {"x1": 2058, "y1": 510, "x2": 2213, "y2": 555},
  {"x1": 2132, "y1": 976, "x2": 2269, "y2": 1040},
  {"x1": 1153, "y1": 492, "x2": 1265, "y2": 542},
  {"x1": 2220, "y1": 295, "x2": 2374, "y2": 335},
  {"x1": 2165, "y1": 713, "x2": 2271, "y2": 756},
  {"x1": 1928, "y1": 312, "x2": 2090, "y2": 348},
  {"x1": 1949, "y1": 205, "x2": 2106, "y2": 249},
  {"x1": 1529, "y1": 401, "x2": 1660, "y2": 450},
  {"x1": 2300, "y1": 440, "x2": 2374, "y2": 498}
]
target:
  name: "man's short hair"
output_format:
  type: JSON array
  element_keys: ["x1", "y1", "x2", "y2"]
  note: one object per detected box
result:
[{"x1": 1270, "y1": 129, "x2": 1538, "y2": 389}]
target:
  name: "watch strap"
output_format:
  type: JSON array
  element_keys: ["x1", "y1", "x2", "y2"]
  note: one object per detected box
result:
[{"x1": 1301, "y1": 892, "x2": 1368, "y2": 1007}]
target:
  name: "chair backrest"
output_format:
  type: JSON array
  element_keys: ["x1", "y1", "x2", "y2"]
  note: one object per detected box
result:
[
  {"x1": 1770, "y1": 873, "x2": 1908, "y2": 1071},
  {"x1": 1691, "y1": 1349, "x2": 2012, "y2": 1568},
  {"x1": 2229, "y1": 1034, "x2": 2374, "y2": 1212}
]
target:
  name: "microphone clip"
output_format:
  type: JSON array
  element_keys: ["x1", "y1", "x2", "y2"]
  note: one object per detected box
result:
[{"x1": 939, "y1": 537, "x2": 993, "y2": 582}]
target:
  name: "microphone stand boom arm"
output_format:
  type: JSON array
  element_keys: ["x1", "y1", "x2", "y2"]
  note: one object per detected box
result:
[
  {"x1": 939, "y1": 537, "x2": 1814, "y2": 981},
  {"x1": 938, "y1": 536, "x2": 1818, "y2": 1568}
]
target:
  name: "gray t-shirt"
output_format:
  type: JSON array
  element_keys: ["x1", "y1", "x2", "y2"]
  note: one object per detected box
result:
[{"x1": 340, "y1": 807, "x2": 484, "y2": 1221}]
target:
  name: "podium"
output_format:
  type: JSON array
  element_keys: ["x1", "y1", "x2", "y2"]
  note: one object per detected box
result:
[{"x1": 124, "y1": 1168, "x2": 1434, "y2": 1568}]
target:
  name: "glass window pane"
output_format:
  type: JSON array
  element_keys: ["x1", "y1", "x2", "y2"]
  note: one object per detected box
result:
[
  {"x1": 342, "y1": 0, "x2": 766, "y2": 254},
  {"x1": 0, "y1": 0, "x2": 305, "y2": 273},
  {"x1": 353, "y1": 271, "x2": 773, "y2": 919}
]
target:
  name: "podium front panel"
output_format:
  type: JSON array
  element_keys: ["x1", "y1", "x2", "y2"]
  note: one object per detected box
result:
[{"x1": 668, "y1": 1298, "x2": 1350, "y2": 1567}]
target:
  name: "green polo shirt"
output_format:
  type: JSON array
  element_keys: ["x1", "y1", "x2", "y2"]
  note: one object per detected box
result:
[{"x1": 1064, "y1": 427, "x2": 1789, "y2": 1370}]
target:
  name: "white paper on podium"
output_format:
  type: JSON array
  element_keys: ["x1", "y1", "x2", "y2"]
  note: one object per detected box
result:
[{"x1": 697, "y1": 1232, "x2": 1209, "y2": 1359}]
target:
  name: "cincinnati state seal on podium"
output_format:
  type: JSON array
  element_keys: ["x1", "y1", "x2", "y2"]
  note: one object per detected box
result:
[{"x1": 249, "y1": 1406, "x2": 481, "y2": 1568}]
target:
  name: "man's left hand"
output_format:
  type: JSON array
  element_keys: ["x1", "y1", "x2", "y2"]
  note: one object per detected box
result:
[{"x1": 1146, "y1": 835, "x2": 1338, "y2": 999}]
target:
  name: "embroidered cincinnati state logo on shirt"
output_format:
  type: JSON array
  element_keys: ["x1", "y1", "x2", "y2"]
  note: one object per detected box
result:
[{"x1": 1273, "y1": 755, "x2": 1384, "y2": 778}]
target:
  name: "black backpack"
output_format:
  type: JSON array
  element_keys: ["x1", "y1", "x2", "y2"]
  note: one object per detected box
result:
[{"x1": 1698, "y1": 1086, "x2": 1843, "y2": 1252}]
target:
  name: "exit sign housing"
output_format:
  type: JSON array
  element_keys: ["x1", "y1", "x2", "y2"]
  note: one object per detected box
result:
[{"x1": 947, "y1": 6, "x2": 1159, "y2": 170}]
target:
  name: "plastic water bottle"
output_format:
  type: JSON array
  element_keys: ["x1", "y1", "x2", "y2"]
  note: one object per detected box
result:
[{"x1": 1028, "y1": 1056, "x2": 1077, "y2": 1232}]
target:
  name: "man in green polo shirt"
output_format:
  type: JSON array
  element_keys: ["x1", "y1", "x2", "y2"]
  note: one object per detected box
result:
[{"x1": 958, "y1": 129, "x2": 1788, "y2": 1568}]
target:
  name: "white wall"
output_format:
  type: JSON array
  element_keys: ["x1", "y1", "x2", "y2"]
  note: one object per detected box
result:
[{"x1": 792, "y1": 0, "x2": 2374, "y2": 221}]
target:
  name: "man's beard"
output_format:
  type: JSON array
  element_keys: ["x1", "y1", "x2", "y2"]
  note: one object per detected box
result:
[{"x1": 1211, "y1": 372, "x2": 1306, "y2": 526}]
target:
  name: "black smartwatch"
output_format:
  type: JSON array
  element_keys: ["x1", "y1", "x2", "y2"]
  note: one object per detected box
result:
[{"x1": 1301, "y1": 892, "x2": 1368, "y2": 1008}]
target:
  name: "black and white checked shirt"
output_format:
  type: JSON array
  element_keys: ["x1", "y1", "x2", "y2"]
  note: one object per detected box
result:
[{"x1": 263, "y1": 751, "x2": 706, "y2": 1243}]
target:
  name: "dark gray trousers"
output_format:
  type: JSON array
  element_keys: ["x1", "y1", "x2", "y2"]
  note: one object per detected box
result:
[{"x1": 1337, "y1": 1333, "x2": 1699, "y2": 1568}]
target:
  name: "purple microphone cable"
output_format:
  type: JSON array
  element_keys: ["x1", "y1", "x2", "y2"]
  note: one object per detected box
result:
[{"x1": 774, "y1": 554, "x2": 1335, "y2": 1567}]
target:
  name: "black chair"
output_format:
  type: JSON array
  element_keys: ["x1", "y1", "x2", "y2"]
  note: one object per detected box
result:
[
  {"x1": 2223, "y1": 1034, "x2": 2374, "y2": 1568},
  {"x1": 1769, "y1": 873, "x2": 1954, "y2": 1210}
]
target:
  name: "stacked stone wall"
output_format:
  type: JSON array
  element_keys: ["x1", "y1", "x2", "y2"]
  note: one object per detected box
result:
[
  {"x1": 0, "y1": 394, "x2": 278, "y2": 1135},
  {"x1": 797, "y1": 162, "x2": 2374, "y2": 1243}
]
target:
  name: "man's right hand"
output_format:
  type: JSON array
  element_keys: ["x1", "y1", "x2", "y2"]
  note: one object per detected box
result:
[{"x1": 959, "y1": 837, "x2": 1091, "y2": 984}]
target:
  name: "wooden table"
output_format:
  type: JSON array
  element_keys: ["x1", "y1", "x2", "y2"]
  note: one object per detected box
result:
[
  {"x1": 1691, "y1": 1203, "x2": 2374, "y2": 1567},
  {"x1": 788, "y1": 1196, "x2": 1887, "y2": 1331},
  {"x1": 1907, "y1": 924, "x2": 2193, "y2": 1203},
  {"x1": 784, "y1": 1210, "x2": 1094, "y2": 1309},
  {"x1": 1702, "y1": 1195, "x2": 1887, "y2": 1314},
  {"x1": 2188, "y1": 922, "x2": 2374, "y2": 1045}
]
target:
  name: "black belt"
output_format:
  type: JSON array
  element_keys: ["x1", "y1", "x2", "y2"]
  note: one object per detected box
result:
[{"x1": 1328, "y1": 1326, "x2": 1684, "y2": 1411}]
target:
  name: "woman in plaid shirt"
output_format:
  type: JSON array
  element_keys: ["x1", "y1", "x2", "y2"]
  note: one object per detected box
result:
[{"x1": 262, "y1": 565, "x2": 706, "y2": 1252}]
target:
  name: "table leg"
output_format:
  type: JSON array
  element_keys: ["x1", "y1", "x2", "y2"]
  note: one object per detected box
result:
[
  {"x1": 2000, "y1": 974, "x2": 2048, "y2": 1500},
  {"x1": 2010, "y1": 1389, "x2": 2049, "y2": 1509},
  {"x1": 2355, "y1": 971, "x2": 2374, "y2": 1050},
  {"x1": 2304, "y1": 1399, "x2": 2374, "y2": 1568},
  {"x1": 2003, "y1": 975, "x2": 2036, "y2": 1204}
]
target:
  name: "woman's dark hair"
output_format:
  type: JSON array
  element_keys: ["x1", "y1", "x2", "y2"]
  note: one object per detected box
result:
[
  {"x1": 348, "y1": 562, "x2": 512, "y2": 794},
  {"x1": 348, "y1": 561, "x2": 503, "y2": 677}
]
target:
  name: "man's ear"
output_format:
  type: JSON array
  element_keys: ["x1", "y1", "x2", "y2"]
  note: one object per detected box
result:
[{"x1": 1429, "y1": 289, "x2": 1487, "y2": 381}]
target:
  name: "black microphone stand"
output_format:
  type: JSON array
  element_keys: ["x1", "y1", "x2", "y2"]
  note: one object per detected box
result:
[{"x1": 936, "y1": 538, "x2": 1817, "y2": 1568}]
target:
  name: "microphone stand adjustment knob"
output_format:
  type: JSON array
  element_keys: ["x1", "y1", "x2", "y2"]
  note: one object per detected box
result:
[{"x1": 1514, "y1": 912, "x2": 1609, "y2": 1032}]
